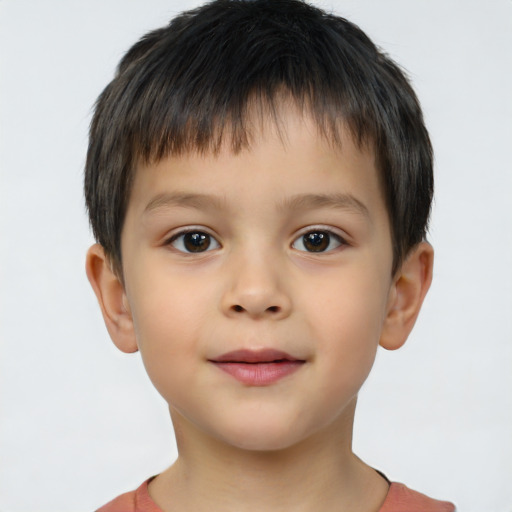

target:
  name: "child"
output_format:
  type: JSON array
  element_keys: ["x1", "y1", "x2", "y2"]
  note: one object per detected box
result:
[{"x1": 85, "y1": 0, "x2": 455, "y2": 510}]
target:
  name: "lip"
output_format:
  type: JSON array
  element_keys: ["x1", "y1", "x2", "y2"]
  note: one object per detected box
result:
[{"x1": 209, "y1": 349, "x2": 305, "y2": 386}]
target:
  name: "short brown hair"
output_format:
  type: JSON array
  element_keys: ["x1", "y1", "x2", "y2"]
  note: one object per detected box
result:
[{"x1": 85, "y1": 0, "x2": 433, "y2": 275}]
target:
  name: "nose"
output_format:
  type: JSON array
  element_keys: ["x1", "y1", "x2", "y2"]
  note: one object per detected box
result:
[{"x1": 220, "y1": 251, "x2": 292, "y2": 320}]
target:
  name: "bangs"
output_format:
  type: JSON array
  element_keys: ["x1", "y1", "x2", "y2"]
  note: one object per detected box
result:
[
  {"x1": 86, "y1": 0, "x2": 432, "y2": 275},
  {"x1": 91, "y1": 1, "x2": 384, "y2": 165}
]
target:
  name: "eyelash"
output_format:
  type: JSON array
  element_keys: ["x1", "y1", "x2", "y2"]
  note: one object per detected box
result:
[
  {"x1": 166, "y1": 227, "x2": 348, "y2": 254},
  {"x1": 167, "y1": 229, "x2": 220, "y2": 254},
  {"x1": 291, "y1": 227, "x2": 347, "y2": 253}
]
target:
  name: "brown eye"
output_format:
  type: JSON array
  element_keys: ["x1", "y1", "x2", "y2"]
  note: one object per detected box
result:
[
  {"x1": 292, "y1": 230, "x2": 344, "y2": 253},
  {"x1": 183, "y1": 232, "x2": 210, "y2": 252},
  {"x1": 303, "y1": 232, "x2": 329, "y2": 252},
  {"x1": 170, "y1": 231, "x2": 220, "y2": 253}
]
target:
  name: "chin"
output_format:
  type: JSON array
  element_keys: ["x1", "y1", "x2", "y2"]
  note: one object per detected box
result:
[{"x1": 213, "y1": 417, "x2": 311, "y2": 453}]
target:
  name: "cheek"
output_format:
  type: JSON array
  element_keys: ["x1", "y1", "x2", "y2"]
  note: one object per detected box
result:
[
  {"x1": 306, "y1": 271, "x2": 390, "y2": 387},
  {"x1": 309, "y1": 267, "x2": 389, "y2": 341},
  {"x1": 126, "y1": 274, "x2": 215, "y2": 397}
]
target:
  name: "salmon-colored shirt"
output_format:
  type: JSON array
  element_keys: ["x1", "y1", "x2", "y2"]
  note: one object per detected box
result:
[{"x1": 96, "y1": 478, "x2": 455, "y2": 512}]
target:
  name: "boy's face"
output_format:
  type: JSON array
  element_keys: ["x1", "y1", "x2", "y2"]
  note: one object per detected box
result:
[{"x1": 118, "y1": 109, "x2": 396, "y2": 451}]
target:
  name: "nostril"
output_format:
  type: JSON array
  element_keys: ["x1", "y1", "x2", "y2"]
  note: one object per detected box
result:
[{"x1": 230, "y1": 304, "x2": 280, "y2": 314}]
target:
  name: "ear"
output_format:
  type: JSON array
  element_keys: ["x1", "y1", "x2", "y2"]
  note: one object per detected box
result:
[
  {"x1": 85, "y1": 244, "x2": 138, "y2": 353},
  {"x1": 379, "y1": 242, "x2": 434, "y2": 351}
]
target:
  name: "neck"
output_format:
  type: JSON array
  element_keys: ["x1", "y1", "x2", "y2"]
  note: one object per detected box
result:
[{"x1": 149, "y1": 398, "x2": 389, "y2": 512}]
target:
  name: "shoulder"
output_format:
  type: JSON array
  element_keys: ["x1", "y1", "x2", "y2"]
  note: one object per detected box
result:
[
  {"x1": 96, "y1": 479, "x2": 163, "y2": 512},
  {"x1": 379, "y1": 482, "x2": 456, "y2": 512},
  {"x1": 96, "y1": 489, "x2": 137, "y2": 512}
]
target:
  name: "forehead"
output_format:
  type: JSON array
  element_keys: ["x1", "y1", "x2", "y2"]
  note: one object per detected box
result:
[
  {"x1": 125, "y1": 107, "x2": 385, "y2": 223},
  {"x1": 124, "y1": 96, "x2": 387, "y2": 230},
  {"x1": 137, "y1": 100, "x2": 377, "y2": 176},
  {"x1": 120, "y1": 106, "x2": 394, "y2": 281}
]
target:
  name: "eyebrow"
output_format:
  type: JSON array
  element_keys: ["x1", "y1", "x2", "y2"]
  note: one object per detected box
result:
[
  {"x1": 144, "y1": 192, "x2": 226, "y2": 214},
  {"x1": 279, "y1": 193, "x2": 370, "y2": 219},
  {"x1": 143, "y1": 191, "x2": 370, "y2": 219}
]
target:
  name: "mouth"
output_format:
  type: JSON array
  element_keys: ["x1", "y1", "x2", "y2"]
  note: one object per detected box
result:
[{"x1": 209, "y1": 349, "x2": 305, "y2": 386}]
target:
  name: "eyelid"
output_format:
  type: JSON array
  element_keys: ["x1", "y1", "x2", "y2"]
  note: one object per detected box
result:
[
  {"x1": 291, "y1": 225, "x2": 349, "y2": 252},
  {"x1": 166, "y1": 225, "x2": 217, "y2": 239},
  {"x1": 165, "y1": 226, "x2": 221, "y2": 253},
  {"x1": 293, "y1": 224, "x2": 349, "y2": 241}
]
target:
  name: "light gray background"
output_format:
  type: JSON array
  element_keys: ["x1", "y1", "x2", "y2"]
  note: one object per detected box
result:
[{"x1": 1, "y1": 1, "x2": 511, "y2": 511}]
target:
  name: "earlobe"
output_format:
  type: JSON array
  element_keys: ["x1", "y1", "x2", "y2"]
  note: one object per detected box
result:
[
  {"x1": 85, "y1": 244, "x2": 139, "y2": 353},
  {"x1": 379, "y1": 242, "x2": 434, "y2": 351}
]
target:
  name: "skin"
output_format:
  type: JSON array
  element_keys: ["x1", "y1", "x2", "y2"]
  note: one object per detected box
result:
[{"x1": 87, "y1": 107, "x2": 433, "y2": 512}]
